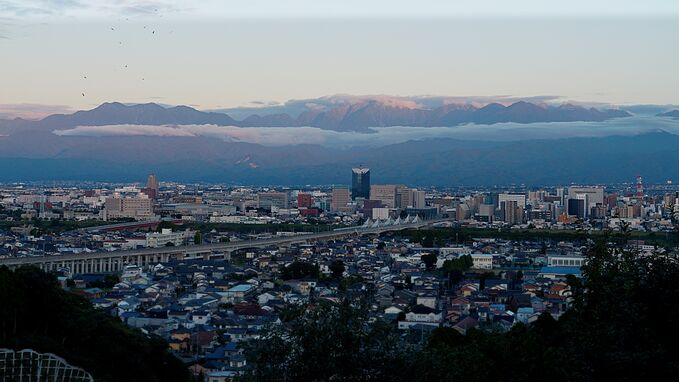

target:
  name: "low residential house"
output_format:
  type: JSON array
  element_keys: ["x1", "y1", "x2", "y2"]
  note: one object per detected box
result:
[
  {"x1": 257, "y1": 292, "x2": 277, "y2": 305},
  {"x1": 489, "y1": 303, "x2": 507, "y2": 318},
  {"x1": 233, "y1": 303, "x2": 266, "y2": 319},
  {"x1": 531, "y1": 296, "x2": 546, "y2": 313},
  {"x1": 458, "y1": 283, "x2": 479, "y2": 297},
  {"x1": 384, "y1": 306, "x2": 403, "y2": 321},
  {"x1": 221, "y1": 284, "x2": 256, "y2": 304},
  {"x1": 452, "y1": 316, "x2": 479, "y2": 335},
  {"x1": 228, "y1": 354, "x2": 247, "y2": 369},
  {"x1": 168, "y1": 308, "x2": 190, "y2": 321},
  {"x1": 398, "y1": 304, "x2": 442, "y2": 330},
  {"x1": 416, "y1": 293, "x2": 437, "y2": 310},
  {"x1": 116, "y1": 296, "x2": 141, "y2": 315},
  {"x1": 82, "y1": 287, "x2": 105, "y2": 299},
  {"x1": 260, "y1": 280, "x2": 275, "y2": 289},
  {"x1": 224, "y1": 327, "x2": 248, "y2": 342},
  {"x1": 285, "y1": 280, "x2": 317, "y2": 295},
  {"x1": 449, "y1": 297, "x2": 471, "y2": 316},
  {"x1": 548, "y1": 282, "x2": 570, "y2": 297},
  {"x1": 182, "y1": 296, "x2": 220, "y2": 311},
  {"x1": 393, "y1": 289, "x2": 416, "y2": 304},
  {"x1": 191, "y1": 329, "x2": 218, "y2": 354},
  {"x1": 485, "y1": 279, "x2": 508, "y2": 291},
  {"x1": 206, "y1": 371, "x2": 237, "y2": 382},
  {"x1": 477, "y1": 306, "x2": 490, "y2": 323},
  {"x1": 508, "y1": 293, "x2": 532, "y2": 311},
  {"x1": 492, "y1": 314, "x2": 515, "y2": 331},
  {"x1": 169, "y1": 328, "x2": 192, "y2": 352},
  {"x1": 192, "y1": 310, "x2": 211, "y2": 325},
  {"x1": 91, "y1": 298, "x2": 116, "y2": 310},
  {"x1": 538, "y1": 266, "x2": 582, "y2": 280},
  {"x1": 515, "y1": 307, "x2": 535, "y2": 324},
  {"x1": 522, "y1": 282, "x2": 541, "y2": 295}
]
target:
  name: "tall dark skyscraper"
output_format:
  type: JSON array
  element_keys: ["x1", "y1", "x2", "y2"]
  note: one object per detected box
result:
[{"x1": 351, "y1": 167, "x2": 370, "y2": 200}]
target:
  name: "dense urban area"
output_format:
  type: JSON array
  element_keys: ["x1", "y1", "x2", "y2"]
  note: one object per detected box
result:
[{"x1": 2, "y1": 168, "x2": 679, "y2": 381}]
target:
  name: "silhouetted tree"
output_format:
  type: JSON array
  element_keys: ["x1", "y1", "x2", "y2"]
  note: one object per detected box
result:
[
  {"x1": 329, "y1": 260, "x2": 345, "y2": 279},
  {"x1": 421, "y1": 253, "x2": 437, "y2": 269},
  {"x1": 0, "y1": 266, "x2": 189, "y2": 382}
]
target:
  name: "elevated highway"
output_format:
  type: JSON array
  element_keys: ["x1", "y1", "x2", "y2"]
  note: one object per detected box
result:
[{"x1": 0, "y1": 219, "x2": 451, "y2": 274}]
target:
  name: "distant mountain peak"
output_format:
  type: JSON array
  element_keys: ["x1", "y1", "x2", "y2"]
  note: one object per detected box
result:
[
  {"x1": 658, "y1": 109, "x2": 679, "y2": 118},
  {"x1": 2, "y1": 96, "x2": 633, "y2": 133}
]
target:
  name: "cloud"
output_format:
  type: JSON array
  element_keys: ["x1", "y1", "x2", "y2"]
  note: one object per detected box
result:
[
  {"x1": 53, "y1": 124, "x2": 331, "y2": 145},
  {"x1": 0, "y1": 103, "x2": 74, "y2": 119},
  {"x1": 0, "y1": 0, "x2": 86, "y2": 17},
  {"x1": 4, "y1": 1, "x2": 678, "y2": 21},
  {"x1": 211, "y1": 94, "x2": 582, "y2": 120},
  {"x1": 53, "y1": 124, "x2": 196, "y2": 137},
  {"x1": 50, "y1": 115, "x2": 679, "y2": 148},
  {"x1": 0, "y1": 0, "x2": 177, "y2": 19}
]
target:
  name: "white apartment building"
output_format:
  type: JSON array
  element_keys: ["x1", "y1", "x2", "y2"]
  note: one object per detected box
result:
[
  {"x1": 470, "y1": 253, "x2": 494, "y2": 270},
  {"x1": 145, "y1": 228, "x2": 194, "y2": 248}
]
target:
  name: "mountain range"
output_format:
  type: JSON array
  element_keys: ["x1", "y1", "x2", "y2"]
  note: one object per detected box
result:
[
  {"x1": 0, "y1": 97, "x2": 631, "y2": 133},
  {"x1": 0, "y1": 130, "x2": 678, "y2": 186},
  {"x1": 658, "y1": 110, "x2": 679, "y2": 119},
  {"x1": 1, "y1": 96, "x2": 678, "y2": 185}
]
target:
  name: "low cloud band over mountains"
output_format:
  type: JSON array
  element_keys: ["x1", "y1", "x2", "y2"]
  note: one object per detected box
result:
[
  {"x1": 2, "y1": 95, "x2": 679, "y2": 185},
  {"x1": 1, "y1": 96, "x2": 632, "y2": 133}
]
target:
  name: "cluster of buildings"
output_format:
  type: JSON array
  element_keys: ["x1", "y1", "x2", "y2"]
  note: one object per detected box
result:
[
  {"x1": 448, "y1": 184, "x2": 679, "y2": 232},
  {"x1": 2, "y1": 173, "x2": 678, "y2": 236},
  {"x1": 2, "y1": 172, "x2": 676, "y2": 381},
  {"x1": 54, "y1": 228, "x2": 606, "y2": 381},
  {"x1": 330, "y1": 168, "x2": 429, "y2": 220},
  {"x1": 2, "y1": 172, "x2": 679, "y2": 262}
]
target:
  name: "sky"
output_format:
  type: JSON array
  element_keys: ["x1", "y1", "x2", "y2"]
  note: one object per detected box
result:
[{"x1": 1, "y1": 0, "x2": 679, "y2": 118}]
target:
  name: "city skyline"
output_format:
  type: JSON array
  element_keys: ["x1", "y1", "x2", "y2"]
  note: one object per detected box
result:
[{"x1": 2, "y1": 2, "x2": 679, "y2": 382}]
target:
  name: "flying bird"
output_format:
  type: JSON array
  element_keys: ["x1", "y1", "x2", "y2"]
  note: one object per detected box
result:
[
  {"x1": 81, "y1": 93, "x2": 85, "y2": 97},
  {"x1": 110, "y1": 27, "x2": 115, "y2": 31}
]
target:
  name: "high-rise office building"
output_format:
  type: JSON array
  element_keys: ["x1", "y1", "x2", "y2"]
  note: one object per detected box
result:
[
  {"x1": 351, "y1": 167, "x2": 370, "y2": 200},
  {"x1": 105, "y1": 196, "x2": 153, "y2": 220},
  {"x1": 370, "y1": 184, "x2": 399, "y2": 208},
  {"x1": 498, "y1": 193, "x2": 526, "y2": 209},
  {"x1": 257, "y1": 192, "x2": 288, "y2": 211},
  {"x1": 412, "y1": 190, "x2": 426, "y2": 209},
  {"x1": 146, "y1": 174, "x2": 159, "y2": 191},
  {"x1": 396, "y1": 187, "x2": 426, "y2": 209},
  {"x1": 144, "y1": 174, "x2": 159, "y2": 199},
  {"x1": 297, "y1": 193, "x2": 314, "y2": 209},
  {"x1": 567, "y1": 186, "x2": 604, "y2": 210},
  {"x1": 331, "y1": 186, "x2": 351, "y2": 212},
  {"x1": 567, "y1": 198, "x2": 586, "y2": 218},
  {"x1": 501, "y1": 200, "x2": 523, "y2": 225}
]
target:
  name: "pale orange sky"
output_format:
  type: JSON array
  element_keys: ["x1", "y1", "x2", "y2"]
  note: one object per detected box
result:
[{"x1": 1, "y1": 1, "x2": 678, "y2": 117}]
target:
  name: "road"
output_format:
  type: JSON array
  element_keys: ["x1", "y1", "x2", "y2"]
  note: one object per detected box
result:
[{"x1": 0, "y1": 219, "x2": 451, "y2": 269}]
